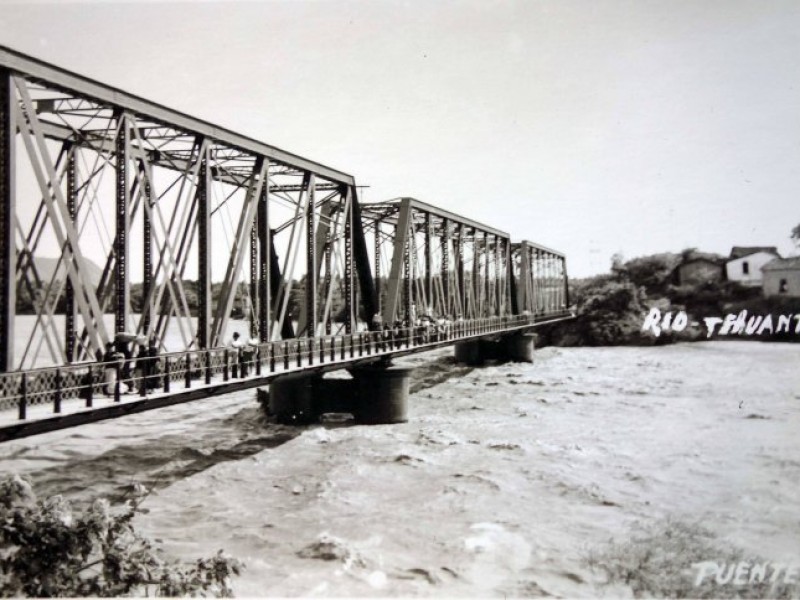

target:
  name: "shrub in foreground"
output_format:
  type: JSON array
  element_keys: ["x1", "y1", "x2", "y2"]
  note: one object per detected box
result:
[{"x1": 0, "y1": 475, "x2": 242, "y2": 597}]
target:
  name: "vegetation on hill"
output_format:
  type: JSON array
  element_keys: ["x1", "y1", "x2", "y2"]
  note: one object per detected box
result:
[{"x1": 540, "y1": 245, "x2": 800, "y2": 347}]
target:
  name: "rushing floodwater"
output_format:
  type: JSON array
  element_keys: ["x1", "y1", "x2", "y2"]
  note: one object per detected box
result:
[{"x1": 1, "y1": 341, "x2": 799, "y2": 596}]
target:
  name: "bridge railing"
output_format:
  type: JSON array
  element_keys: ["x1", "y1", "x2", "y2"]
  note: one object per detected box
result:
[{"x1": 0, "y1": 311, "x2": 572, "y2": 423}]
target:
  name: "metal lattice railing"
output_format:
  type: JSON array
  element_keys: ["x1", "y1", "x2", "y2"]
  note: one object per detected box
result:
[{"x1": 0, "y1": 311, "x2": 573, "y2": 422}]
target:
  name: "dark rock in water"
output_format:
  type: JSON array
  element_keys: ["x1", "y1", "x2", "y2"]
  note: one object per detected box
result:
[
  {"x1": 296, "y1": 534, "x2": 364, "y2": 566},
  {"x1": 745, "y1": 413, "x2": 770, "y2": 420}
]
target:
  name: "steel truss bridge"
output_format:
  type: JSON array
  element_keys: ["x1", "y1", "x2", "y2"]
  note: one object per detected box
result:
[{"x1": 0, "y1": 46, "x2": 573, "y2": 442}]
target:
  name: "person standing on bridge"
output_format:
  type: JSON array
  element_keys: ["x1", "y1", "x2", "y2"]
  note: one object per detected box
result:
[
  {"x1": 229, "y1": 332, "x2": 244, "y2": 378},
  {"x1": 240, "y1": 337, "x2": 258, "y2": 377},
  {"x1": 102, "y1": 342, "x2": 128, "y2": 396}
]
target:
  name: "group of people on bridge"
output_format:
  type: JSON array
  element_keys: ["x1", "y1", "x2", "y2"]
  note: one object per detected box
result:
[
  {"x1": 92, "y1": 311, "x2": 477, "y2": 400},
  {"x1": 97, "y1": 334, "x2": 161, "y2": 396}
]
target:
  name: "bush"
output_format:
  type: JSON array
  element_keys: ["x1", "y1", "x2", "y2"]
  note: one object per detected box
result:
[
  {"x1": 586, "y1": 518, "x2": 798, "y2": 598},
  {"x1": 615, "y1": 253, "x2": 682, "y2": 296},
  {"x1": 0, "y1": 475, "x2": 242, "y2": 597},
  {"x1": 541, "y1": 276, "x2": 655, "y2": 346}
]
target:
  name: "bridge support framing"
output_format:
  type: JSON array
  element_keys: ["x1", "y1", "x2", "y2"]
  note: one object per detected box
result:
[{"x1": 0, "y1": 70, "x2": 15, "y2": 372}]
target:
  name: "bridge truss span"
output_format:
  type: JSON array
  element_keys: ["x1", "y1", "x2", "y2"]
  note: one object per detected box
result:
[
  {"x1": 0, "y1": 46, "x2": 574, "y2": 441},
  {"x1": 0, "y1": 45, "x2": 378, "y2": 374},
  {"x1": 360, "y1": 197, "x2": 514, "y2": 327},
  {"x1": 511, "y1": 240, "x2": 570, "y2": 317}
]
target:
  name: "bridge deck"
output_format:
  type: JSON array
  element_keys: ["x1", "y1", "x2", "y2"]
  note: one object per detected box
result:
[{"x1": 0, "y1": 313, "x2": 572, "y2": 442}]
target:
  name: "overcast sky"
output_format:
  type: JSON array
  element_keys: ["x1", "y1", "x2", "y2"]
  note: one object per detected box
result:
[{"x1": 1, "y1": 0, "x2": 799, "y2": 276}]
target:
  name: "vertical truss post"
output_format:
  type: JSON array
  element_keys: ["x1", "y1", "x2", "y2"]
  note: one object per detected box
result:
[
  {"x1": 563, "y1": 256, "x2": 570, "y2": 308},
  {"x1": 441, "y1": 217, "x2": 449, "y2": 317},
  {"x1": 196, "y1": 145, "x2": 211, "y2": 350},
  {"x1": 544, "y1": 253, "x2": 549, "y2": 312},
  {"x1": 544, "y1": 252, "x2": 550, "y2": 313},
  {"x1": 531, "y1": 246, "x2": 538, "y2": 313},
  {"x1": 542, "y1": 253, "x2": 548, "y2": 313},
  {"x1": 344, "y1": 186, "x2": 353, "y2": 333},
  {"x1": 559, "y1": 256, "x2": 565, "y2": 309},
  {"x1": 0, "y1": 70, "x2": 15, "y2": 371},
  {"x1": 305, "y1": 173, "x2": 317, "y2": 337},
  {"x1": 519, "y1": 244, "x2": 531, "y2": 313},
  {"x1": 298, "y1": 197, "x2": 335, "y2": 336},
  {"x1": 65, "y1": 146, "x2": 76, "y2": 362},
  {"x1": 553, "y1": 254, "x2": 559, "y2": 309},
  {"x1": 142, "y1": 163, "x2": 152, "y2": 337},
  {"x1": 324, "y1": 223, "x2": 332, "y2": 335},
  {"x1": 471, "y1": 229, "x2": 479, "y2": 318},
  {"x1": 374, "y1": 220, "x2": 381, "y2": 316},
  {"x1": 556, "y1": 255, "x2": 562, "y2": 309},
  {"x1": 424, "y1": 213, "x2": 432, "y2": 314},
  {"x1": 259, "y1": 188, "x2": 270, "y2": 341},
  {"x1": 114, "y1": 112, "x2": 130, "y2": 335},
  {"x1": 350, "y1": 187, "x2": 377, "y2": 328},
  {"x1": 258, "y1": 185, "x2": 269, "y2": 342},
  {"x1": 249, "y1": 192, "x2": 258, "y2": 339},
  {"x1": 549, "y1": 254, "x2": 556, "y2": 312},
  {"x1": 538, "y1": 251, "x2": 543, "y2": 313},
  {"x1": 494, "y1": 235, "x2": 500, "y2": 316},
  {"x1": 403, "y1": 225, "x2": 412, "y2": 325},
  {"x1": 483, "y1": 231, "x2": 489, "y2": 318},
  {"x1": 456, "y1": 224, "x2": 465, "y2": 317},
  {"x1": 505, "y1": 240, "x2": 514, "y2": 316}
]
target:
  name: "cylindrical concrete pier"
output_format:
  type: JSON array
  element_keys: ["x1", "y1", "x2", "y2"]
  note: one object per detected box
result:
[
  {"x1": 504, "y1": 332, "x2": 536, "y2": 363},
  {"x1": 353, "y1": 366, "x2": 412, "y2": 424},
  {"x1": 454, "y1": 340, "x2": 483, "y2": 365},
  {"x1": 269, "y1": 373, "x2": 321, "y2": 425}
]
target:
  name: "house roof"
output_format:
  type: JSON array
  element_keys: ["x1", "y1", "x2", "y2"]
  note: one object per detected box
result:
[
  {"x1": 729, "y1": 246, "x2": 780, "y2": 260},
  {"x1": 761, "y1": 256, "x2": 800, "y2": 272}
]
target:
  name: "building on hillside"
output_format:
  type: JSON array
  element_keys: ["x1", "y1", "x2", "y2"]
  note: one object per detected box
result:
[
  {"x1": 674, "y1": 257, "x2": 725, "y2": 286},
  {"x1": 725, "y1": 247, "x2": 780, "y2": 287},
  {"x1": 762, "y1": 257, "x2": 800, "y2": 298}
]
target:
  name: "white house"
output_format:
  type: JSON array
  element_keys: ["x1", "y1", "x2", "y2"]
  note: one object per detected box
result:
[
  {"x1": 762, "y1": 257, "x2": 800, "y2": 298},
  {"x1": 725, "y1": 246, "x2": 780, "y2": 287}
]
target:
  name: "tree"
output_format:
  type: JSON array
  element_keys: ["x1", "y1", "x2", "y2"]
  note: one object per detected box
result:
[
  {"x1": 0, "y1": 475, "x2": 242, "y2": 598},
  {"x1": 792, "y1": 223, "x2": 800, "y2": 249}
]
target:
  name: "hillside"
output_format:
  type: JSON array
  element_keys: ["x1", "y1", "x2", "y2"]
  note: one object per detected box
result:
[{"x1": 541, "y1": 252, "x2": 800, "y2": 346}]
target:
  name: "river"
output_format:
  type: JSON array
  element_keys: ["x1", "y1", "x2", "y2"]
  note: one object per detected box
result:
[{"x1": 1, "y1": 341, "x2": 799, "y2": 596}]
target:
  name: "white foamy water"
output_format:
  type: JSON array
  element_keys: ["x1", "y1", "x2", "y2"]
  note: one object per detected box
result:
[{"x1": 1, "y1": 341, "x2": 799, "y2": 596}]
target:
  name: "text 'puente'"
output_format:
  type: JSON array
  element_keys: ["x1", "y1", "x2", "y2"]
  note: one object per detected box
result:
[{"x1": 0, "y1": 46, "x2": 574, "y2": 442}]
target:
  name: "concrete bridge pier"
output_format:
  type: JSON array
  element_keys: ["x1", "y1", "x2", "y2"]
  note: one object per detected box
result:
[
  {"x1": 268, "y1": 372, "x2": 323, "y2": 425},
  {"x1": 351, "y1": 365, "x2": 412, "y2": 424},
  {"x1": 454, "y1": 340, "x2": 484, "y2": 366},
  {"x1": 454, "y1": 333, "x2": 537, "y2": 365},
  {"x1": 265, "y1": 364, "x2": 412, "y2": 425},
  {"x1": 503, "y1": 332, "x2": 536, "y2": 363}
]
